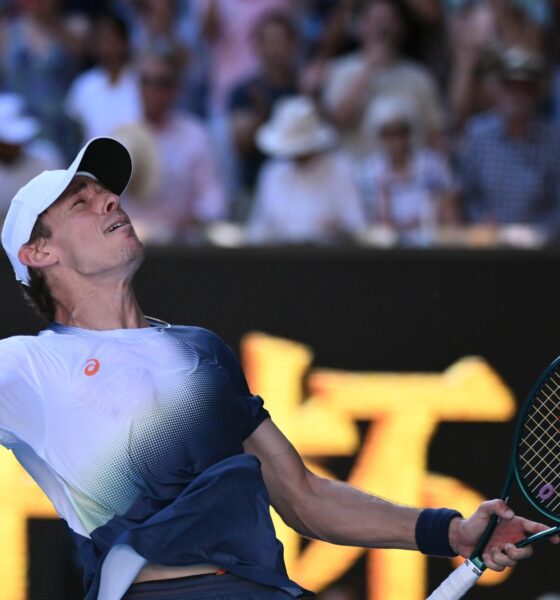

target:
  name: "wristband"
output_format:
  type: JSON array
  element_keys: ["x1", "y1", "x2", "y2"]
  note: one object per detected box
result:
[{"x1": 415, "y1": 508, "x2": 463, "y2": 557}]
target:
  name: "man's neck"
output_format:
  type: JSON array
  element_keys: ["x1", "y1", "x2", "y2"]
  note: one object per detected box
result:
[
  {"x1": 53, "y1": 278, "x2": 149, "y2": 331},
  {"x1": 105, "y1": 62, "x2": 127, "y2": 85},
  {"x1": 146, "y1": 111, "x2": 172, "y2": 130}
]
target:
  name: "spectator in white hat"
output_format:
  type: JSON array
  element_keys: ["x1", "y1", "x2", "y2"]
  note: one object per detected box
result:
[
  {"x1": 246, "y1": 96, "x2": 366, "y2": 244},
  {"x1": 0, "y1": 94, "x2": 62, "y2": 223},
  {"x1": 359, "y1": 95, "x2": 458, "y2": 244}
]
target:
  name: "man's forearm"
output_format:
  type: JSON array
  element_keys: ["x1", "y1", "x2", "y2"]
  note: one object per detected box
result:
[{"x1": 279, "y1": 472, "x2": 422, "y2": 550}]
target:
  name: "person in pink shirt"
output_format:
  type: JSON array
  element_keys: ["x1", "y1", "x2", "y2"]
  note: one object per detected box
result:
[{"x1": 120, "y1": 52, "x2": 227, "y2": 243}]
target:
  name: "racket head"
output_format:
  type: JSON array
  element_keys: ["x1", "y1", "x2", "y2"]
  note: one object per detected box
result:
[{"x1": 514, "y1": 355, "x2": 560, "y2": 524}]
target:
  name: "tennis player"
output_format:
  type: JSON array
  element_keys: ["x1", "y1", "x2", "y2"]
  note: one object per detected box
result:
[{"x1": 0, "y1": 137, "x2": 554, "y2": 600}]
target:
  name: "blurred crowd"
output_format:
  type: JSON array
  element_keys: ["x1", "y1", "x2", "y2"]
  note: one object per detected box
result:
[{"x1": 1, "y1": 0, "x2": 560, "y2": 248}]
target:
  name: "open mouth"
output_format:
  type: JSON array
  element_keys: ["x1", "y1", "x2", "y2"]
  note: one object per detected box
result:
[{"x1": 105, "y1": 220, "x2": 130, "y2": 234}]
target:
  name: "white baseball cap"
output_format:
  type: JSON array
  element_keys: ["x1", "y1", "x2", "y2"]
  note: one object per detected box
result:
[{"x1": 1, "y1": 136, "x2": 132, "y2": 285}]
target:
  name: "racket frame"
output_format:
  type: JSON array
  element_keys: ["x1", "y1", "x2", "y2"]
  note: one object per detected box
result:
[
  {"x1": 512, "y1": 354, "x2": 560, "y2": 525},
  {"x1": 469, "y1": 355, "x2": 560, "y2": 569}
]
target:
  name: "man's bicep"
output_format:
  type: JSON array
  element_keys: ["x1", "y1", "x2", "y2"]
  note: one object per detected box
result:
[
  {"x1": 243, "y1": 418, "x2": 292, "y2": 458},
  {"x1": 243, "y1": 419, "x2": 313, "y2": 516}
]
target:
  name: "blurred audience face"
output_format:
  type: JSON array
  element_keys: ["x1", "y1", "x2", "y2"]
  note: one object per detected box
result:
[
  {"x1": 359, "y1": 1, "x2": 404, "y2": 48},
  {"x1": 144, "y1": 0, "x2": 176, "y2": 34},
  {"x1": 140, "y1": 56, "x2": 178, "y2": 124},
  {"x1": 379, "y1": 118, "x2": 412, "y2": 162},
  {"x1": 498, "y1": 78, "x2": 540, "y2": 121},
  {"x1": 18, "y1": 0, "x2": 61, "y2": 18},
  {"x1": 94, "y1": 16, "x2": 129, "y2": 70},
  {"x1": 0, "y1": 142, "x2": 21, "y2": 165},
  {"x1": 255, "y1": 16, "x2": 298, "y2": 72}
]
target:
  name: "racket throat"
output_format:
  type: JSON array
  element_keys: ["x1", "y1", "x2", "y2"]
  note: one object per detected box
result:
[{"x1": 468, "y1": 556, "x2": 486, "y2": 574}]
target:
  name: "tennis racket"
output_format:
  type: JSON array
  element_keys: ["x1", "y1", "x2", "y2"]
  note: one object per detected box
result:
[{"x1": 426, "y1": 355, "x2": 560, "y2": 599}]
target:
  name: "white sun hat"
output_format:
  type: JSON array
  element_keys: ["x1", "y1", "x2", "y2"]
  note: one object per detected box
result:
[
  {"x1": 1, "y1": 136, "x2": 132, "y2": 285},
  {"x1": 366, "y1": 94, "x2": 418, "y2": 133},
  {"x1": 0, "y1": 93, "x2": 40, "y2": 145},
  {"x1": 256, "y1": 96, "x2": 338, "y2": 158}
]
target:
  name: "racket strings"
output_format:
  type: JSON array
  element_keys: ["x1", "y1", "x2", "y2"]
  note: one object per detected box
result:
[{"x1": 517, "y1": 370, "x2": 560, "y2": 515}]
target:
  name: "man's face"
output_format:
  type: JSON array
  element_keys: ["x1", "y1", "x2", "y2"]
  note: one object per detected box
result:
[
  {"x1": 256, "y1": 21, "x2": 297, "y2": 71},
  {"x1": 39, "y1": 175, "x2": 144, "y2": 283},
  {"x1": 140, "y1": 59, "x2": 177, "y2": 123},
  {"x1": 95, "y1": 20, "x2": 128, "y2": 67},
  {"x1": 499, "y1": 78, "x2": 540, "y2": 120},
  {"x1": 360, "y1": 2, "x2": 404, "y2": 47}
]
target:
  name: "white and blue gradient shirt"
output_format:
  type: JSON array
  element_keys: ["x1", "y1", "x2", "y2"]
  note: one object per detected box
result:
[{"x1": 0, "y1": 321, "x2": 304, "y2": 599}]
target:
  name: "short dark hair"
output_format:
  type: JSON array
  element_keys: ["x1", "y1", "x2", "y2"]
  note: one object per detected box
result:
[
  {"x1": 139, "y1": 50, "x2": 182, "y2": 86},
  {"x1": 95, "y1": 10, "x2": 130, "y2": 43},
  {"x1": 254, "y1": 11, "x2": 298, "y2": 42},
  {"x1": 19, "y1": 214, "x2": 56, "y2": 323}
]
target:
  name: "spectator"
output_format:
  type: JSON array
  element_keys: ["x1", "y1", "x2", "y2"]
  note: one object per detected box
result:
[
  {"x1": 298, "y1": 0, "x2": 359, "y2": 96},
  {"x1": 446, "y1": 0, "x2": 547, "y2": 133},
  {"x1": 229, "y1": 11, "x2": 299, "y2": 202},
  {"x1": 459, "y1": 46, "x2": 560, "y2": 228},
  {"x1": 192, "y1": 0, "x2": 292, "y2": 210},
  {"x1": 65, "y1": 11, "x2": 142, "y2": 142},
  {"x1": 194, "y1": 0, "x2": 293, "y2": 115},
  {"x1": 117, "y1": 0, "x2": 207, "y2": 116},
  {"x1": 121, "y1": 52, "x2": 226, "y2": 243},
  {"x1": 247, "y1": 96, "x2": 366, "y2": 244},
  {"x1": 360, "y1": 95, "x2": 458, "y2": 245},
  {"x1": 128, "y1": 0, "x2": 189, "y2": 69},
  {"x1": 1, "y1": 0, "x2": 82, "y2": 160},
  {"x1": 0, "y1": 94, "x2": 60, "y2": 221},
  {"x1": 319, "y1": 0, "x2": 444, "y2": 158}
]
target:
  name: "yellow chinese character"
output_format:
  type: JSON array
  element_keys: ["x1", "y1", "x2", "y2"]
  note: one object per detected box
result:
[{"x1": 241, "y1": 332, "x2": 516, "y2": 600}]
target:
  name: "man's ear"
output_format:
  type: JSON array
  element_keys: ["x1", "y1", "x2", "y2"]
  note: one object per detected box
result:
[{"x1": 18, "y1": 238, "x2": 58, "y2": 270}]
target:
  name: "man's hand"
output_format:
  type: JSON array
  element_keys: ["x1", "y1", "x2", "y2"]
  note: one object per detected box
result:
[{"x1": 449, "y1": 499, "x2": 560, "y2": 571}]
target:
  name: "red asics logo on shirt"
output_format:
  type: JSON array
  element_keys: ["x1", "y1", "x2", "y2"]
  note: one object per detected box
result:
[{"x1": 84, "y1": 359, "x2": 100, "y2": 376}]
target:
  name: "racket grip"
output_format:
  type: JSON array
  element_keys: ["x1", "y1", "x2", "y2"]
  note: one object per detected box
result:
[{"x1": 426, "y1": 559, "x2": 483, "y2": 600}]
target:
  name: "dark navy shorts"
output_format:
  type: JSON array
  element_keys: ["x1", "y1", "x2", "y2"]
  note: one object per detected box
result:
[{"x1": 122, "y1": 573, "x2": 316, "y2": 599}]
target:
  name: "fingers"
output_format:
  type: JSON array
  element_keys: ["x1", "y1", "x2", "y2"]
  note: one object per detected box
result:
[
  {"x1": 520, "y1": 517, "x2": 549, "y2": 535},
  {"x1": 479, "y1": 499, "x2": 514, "y2": 520},
  {"x1": 517, "y1": 518, "x2": 560, "y2": 542},
  {"x1": 483, "y1": 543, "x2": 533, "y2": 571}
]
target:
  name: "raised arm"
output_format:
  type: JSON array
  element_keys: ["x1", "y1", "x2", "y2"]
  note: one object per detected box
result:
[{"x1": 243, "y1": 418, "x2": 550, "y2": 570}]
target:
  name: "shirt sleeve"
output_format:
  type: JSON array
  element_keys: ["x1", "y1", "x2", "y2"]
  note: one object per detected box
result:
[
  {"x1": 186, "y1": 328, "x2": 270, "y2": 439},
  {"x1": 0, "y1": 338, "x2": 45, "y2": 448}
]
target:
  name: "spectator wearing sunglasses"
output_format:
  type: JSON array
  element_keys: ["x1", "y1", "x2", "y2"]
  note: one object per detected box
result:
[
  {"x1": 120, "y1": 52, "x2": 226, "y2": 243},
  {"x1": 359, "y1": 95, "x2": 458, "y2": 244}
]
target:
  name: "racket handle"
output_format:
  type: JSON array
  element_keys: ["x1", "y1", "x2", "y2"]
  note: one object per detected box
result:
[{"x1": 426, "y1": 559, "x2": 483, "y2": 600}]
